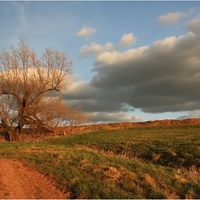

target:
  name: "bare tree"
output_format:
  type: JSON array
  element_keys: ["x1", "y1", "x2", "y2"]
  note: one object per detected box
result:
[
  {"x1": 50, "y1": 100, "x2": 93, "y2": 135},
  {"x1": 0, "y1": 39, "x2": 91, "y2": 141},
  {"x1": 62, "y1": 105, "x2": 93, "y2": 134}
]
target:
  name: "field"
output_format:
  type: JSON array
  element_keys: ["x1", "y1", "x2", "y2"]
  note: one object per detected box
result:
[{"x1": 0, "y1": 122, "x2": 200, "y2": 198}]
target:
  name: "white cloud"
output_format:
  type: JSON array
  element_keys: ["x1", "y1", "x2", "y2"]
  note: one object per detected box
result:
[
  {"x1": 0, "y1": 2, "x2": 29, "y2": 46},
  {"x1": 76, "y1": 27, "x2": 96, "y2": 37},
  {"x1": 153, "y1": 36, "x2": 177, "y2": 48},
  {"x1": 186, "y1": 15, "x2": 200, "y2": 34},
  {"x1": 17, "y1": 2, "x2": 29, "y2": 31},
  {"x1": 94, "y1": 46, "x2": 148, "y2": 66},
  {"x1": 119, "y1": 33, "x2": 137, "y2": 46},
  {"x1": 177, "y1": 110, "x2": 200, "y2": 119},
  {"x1": 157, "y1": 8, "x2": 193, "y2": 25},
  {"x1": 79, "y1": 32, "x2": 137, "y2": 58},
  {"x1": 79, "y1": 42, "x2": 114, "y2": 57},
  {"x1": 92, "y1": 112, "x2": 141, "y2": 124}
]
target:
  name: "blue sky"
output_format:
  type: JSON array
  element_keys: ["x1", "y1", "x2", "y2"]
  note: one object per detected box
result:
[{"x1": 1, "y1": 1, "x2": 200, "y2": 123}]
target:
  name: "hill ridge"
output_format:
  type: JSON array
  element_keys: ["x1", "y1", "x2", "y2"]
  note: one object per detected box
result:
[{"x1": 56, "y1": 118, "x2": 200, "y2": 135}]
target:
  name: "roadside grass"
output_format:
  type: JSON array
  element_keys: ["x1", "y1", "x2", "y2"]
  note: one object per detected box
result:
[{"x1": 0, "y1": 124, "x2": 200, "y2": 198}]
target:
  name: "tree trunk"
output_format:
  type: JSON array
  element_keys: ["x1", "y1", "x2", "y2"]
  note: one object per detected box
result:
[
  {"x1": 6, "y1": 127, "x2": 21, "y2": 142},
  {"x1": 6, "y1": 130, "x2": 14, "y2": 141},
  {"x1": 4, "y1": 131, "x2": 11, "y2": 141}
]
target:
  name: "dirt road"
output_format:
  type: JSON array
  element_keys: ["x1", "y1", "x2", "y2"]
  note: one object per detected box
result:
[{"x1": 0, "y1": 158, "x2": 68, "y2": 199}]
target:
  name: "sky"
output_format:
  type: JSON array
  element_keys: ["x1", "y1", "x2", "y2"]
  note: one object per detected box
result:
[{"x1": 1, "y1": 1, "x2": 200, "y2": 124}]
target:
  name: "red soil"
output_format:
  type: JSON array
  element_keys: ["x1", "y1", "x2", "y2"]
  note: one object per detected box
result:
[{"x1": 0, "y1": 158, "x2": 69, "y2": 199}]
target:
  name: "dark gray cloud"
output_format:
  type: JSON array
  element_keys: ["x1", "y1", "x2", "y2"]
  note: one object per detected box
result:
[
  {"x1": 63, "y1": 16, "x2": 200, "y2": 117},
  {"x1": 63, "y1": 82, "x2": 130, "y2": 112}
]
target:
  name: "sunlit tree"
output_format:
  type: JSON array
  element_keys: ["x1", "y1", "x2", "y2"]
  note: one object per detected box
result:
[{"x1": 0, "y1": 39, "x2": 91, "y2": 141}]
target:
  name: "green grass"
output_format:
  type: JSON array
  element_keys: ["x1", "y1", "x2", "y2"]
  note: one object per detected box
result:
[
  {"x1": 46, "y1": 125, "x2": 200, "y2": 168},
  {"x1": 0, "y1": 124, "x2": 200, "y2": 198}
]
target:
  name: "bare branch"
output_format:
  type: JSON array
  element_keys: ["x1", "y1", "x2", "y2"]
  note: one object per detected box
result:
[{"x1": 0, "y1": 39, "x2": 91, "y2": 141}]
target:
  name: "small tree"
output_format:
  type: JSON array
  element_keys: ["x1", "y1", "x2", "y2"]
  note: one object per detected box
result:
[
  {"x1": 62, "y1": 105, "x2": 93, "y2": 134},
  {"x1": 0, "y1": 40, "x2": 91, "y2": 141},
  {"x1": 41, "y1": 97, "x2": 93, "y2": 135}
]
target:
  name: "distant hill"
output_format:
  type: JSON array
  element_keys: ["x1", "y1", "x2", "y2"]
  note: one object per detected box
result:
[
  {"x1": 1, "y1": 118, "x2": 200, "y2": 140},
  {"x1": 55, "y1": 118, "x2": 200, "y2": 135}
]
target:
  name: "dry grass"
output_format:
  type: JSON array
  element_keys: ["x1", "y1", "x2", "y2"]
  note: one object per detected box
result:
[{"x1": 0, "y1": 122, "x2": 200, "y2": 199}]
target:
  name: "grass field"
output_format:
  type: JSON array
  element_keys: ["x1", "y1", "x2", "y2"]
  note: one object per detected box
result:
[{"x1": 0, "y1": 124, "x2": 200, "y2": 198}]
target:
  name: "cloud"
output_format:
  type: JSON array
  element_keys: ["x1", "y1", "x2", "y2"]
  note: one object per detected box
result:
[
  {"x1": 186, "y1": 15, "x2": 200, "y2": 34},
  {"x1": 79, "y1": 32, "x2": 136, "y2": 57},
  {"x1": 63, "y1": 81, "x2": 131, "y2": 113},
  {"x1": 177, "y1": 110, "x2": 200, "y2": 120},
  {"x1": 94, "y1": 46, "x2": 148, "y2": 66},
  {"x1": 0, "y1": 2, "x2": 29, "y2": 46},
  {"x1": 92, "y1": 112, "x2": 141, "y2": 124},
  {"x1": 62, "y1": 81, "x2": 139, "y2": 123},
  {"x1": 157, "y1": 8, "x2": 193, "y2": 25},
  {"x1": 76, "y1": 27, "x2": 96, "y2": 37},
  {"x1": 119, "y1": 33, "x2": 137, "y2": 46},
  {"x1": 79, "y1": 42, "x2": 114, "y2": 57},
  {"x1": 64, "y1": 16, "x2": 200, "y2": 120},
  {"x1": 17, "y1": 2, "x2": 29, "y2": 31}
]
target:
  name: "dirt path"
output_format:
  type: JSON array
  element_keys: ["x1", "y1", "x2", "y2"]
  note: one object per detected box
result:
[{"x1": 0, "y1": 158, "x2": 68, "y2": 199}]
